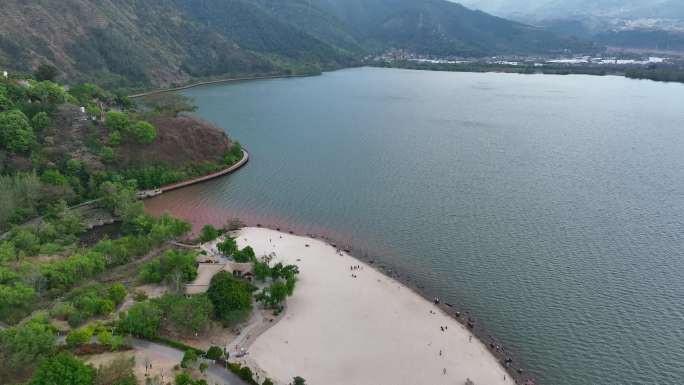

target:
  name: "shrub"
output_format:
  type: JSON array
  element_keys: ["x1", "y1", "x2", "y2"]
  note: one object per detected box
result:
[
  {"x1": 66, "y1": 327, "x2": 93, "y2": 348},
  {"x1": 107, "y1": 284, "x2": 127, "y2": 305},
  {"x1": 232, "y1": 246, "x2": 255, "y2": 263},
  {"x1": 31, "y1": 111, "x2": 50, "y2": 132},
  {"x1": 238, "y1": 366, "x2": 254, "y2": 382},
  {"x1": 34, "y1": 64, "x2": 58, "y2": 82},
  {"x1": 96, "y1": 329, "x2": 113, "y2": 347},
  {"x1": 205, "y1": 346, "x2": 223, "y2": 360},
  {"x1": 50, "y1": 302, "x2": 77, "y2": 320},
  {"x1": 95, "y1": 355, "x2": 136, "y2": 385},
  {"x1": 117, "y1": 301, "x2": 162, "y2": 338},
  {"x1": 180, "y1": 349, "x2": 198, "y2": 368},
  {"x1": 198, "y1": 225, "x2": 219, "y2": 243},
  {"x1": 101, "y1": 147, "x2": 115, "y2": 163},
  {"x1": 109, "y1": 130, "x2": 122, "y2": 145},
  {"x1": 138, "y1": 249, "x2": 197, "y2": 287},
  {"x1": 216, "y1": 237, "x2": 237, "y2": 256}
]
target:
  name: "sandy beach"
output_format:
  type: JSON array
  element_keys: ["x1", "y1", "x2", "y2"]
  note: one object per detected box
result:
[{"x1": 236, "y1": 227, "x2": 515, "y2": 385}]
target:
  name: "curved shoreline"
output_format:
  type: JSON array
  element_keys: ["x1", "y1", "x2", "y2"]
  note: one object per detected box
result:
[
  {"x1": 236, "y1": 223, "x2": 535, "y2": 385},
  {"x1": 129, "y1": 74, "x2": 313, "y2": 99},
  {"x1": 138, "y1": 149, "x2": 249, "y2": 198},
  {"x1": 235, "y1": 227, "x2": 522, "y2": 385}
]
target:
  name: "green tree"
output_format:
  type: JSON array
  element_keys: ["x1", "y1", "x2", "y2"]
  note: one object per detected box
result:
[
  {"x1": 0, "y1": 109, "x2": 35, "y2": 153},
  {"x1": 30, "y1": 353, "x2": 95, "y2": 385},
  {"x1": 232, "y1": 246, "x2": 255, "y2": 263},
  {"x1": 129, "y1": 121, "x2": 157, "y2": 144},
  {"x1": 101, "y1": 146, "x2": 115, "y2": 163},
  {"x1": 263, "y1": 379, "x2": 275, "y2": 385},
  {"x1": 109, "y1": 130, "x2": 122, "y2": 145},
  {"x1": 292, "y1": 376, "x2": 306, "y2": 385},
  {"x1": 0, "y1": 317, "x2": 57, "y2": 381},
  {"x1": 86, "y1": 104, "x2": 102, "y2": 119},
  {"x1": 105, "y1": 111, "x2": 129, "y2": 131},
  {"x1": 96, "y1": 329, "x2": 113, "y2": 348},
  {"x1": 164, "y1": 294, "x2": 213, "y2": 334},
  {"x1": 30, "y1": 81, "x2": 67, "y2": 105},
  {"x1": 198, "y1": 224, "x2": 220, "y2": 243},
  {"x1": 41, "y1": 169, "x2": 67, "y2": 186},
  {"x1": 205, "y1": 346, "x2": 223, "y2": 360},
  {"x1": 118, "y1": 301, "x2": 162, "y2": 338},
  {"x1": 34, "y1": 64, "x2": 59, "y2": 82},
  {"x1": 256, "y1": 281, "x2": 288, "y2": 308},
  {"x1": 0, "y1": 283, "x2": 36, "y2": 322},
  {"x1": 69, "y1": 83, "x2": 110, "y2": 105},
  {"x1": 217, "y1": 237, "x2": 238, "y2": 256},
  {"x1": 0, "y1": 88, "x2": 13, "y2": 111},
  {"x1": 253, "y1": 259, "x2": 271, "y2": 282},
  {"x1": 238, "y1": 366, "x2": 254, "y2": 382},
  {"x1": 108, "y1": 284, "x2": 127, "y2": 304},
  {"x1": 207, "y1": 272, "x2": 253, "y2": 326},
  {"x1": 138, "y1": 249, "x2": 197, "y2": 287},
  {"x1": 31, "y1": 111, "x2": 51, "y2": 132}
]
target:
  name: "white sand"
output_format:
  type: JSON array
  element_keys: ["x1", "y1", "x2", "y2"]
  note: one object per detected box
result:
[{"x1": 236, "y1": 227, "x2": 515, "y2": 385}]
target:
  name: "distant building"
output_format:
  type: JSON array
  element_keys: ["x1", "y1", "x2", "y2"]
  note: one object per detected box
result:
[{"x1": 2, "y1": 71, "x2": 7, "y2": 79}]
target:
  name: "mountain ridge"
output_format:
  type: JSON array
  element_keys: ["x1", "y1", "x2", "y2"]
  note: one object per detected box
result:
[{"x1": 0, "y1": 0, "x2": 593, "y2": 87}]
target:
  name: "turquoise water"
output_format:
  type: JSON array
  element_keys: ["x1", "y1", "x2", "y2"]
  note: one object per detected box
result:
[{"x1": 146, "y1": 68, "x2": 684, "y2": 384}]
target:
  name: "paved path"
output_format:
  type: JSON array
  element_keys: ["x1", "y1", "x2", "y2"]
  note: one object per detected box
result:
[{"x1": 131, "y1": 339, "x2": 246, "y2": 385}]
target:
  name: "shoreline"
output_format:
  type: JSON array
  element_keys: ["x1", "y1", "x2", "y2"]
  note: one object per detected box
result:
[
  {"x1": 232, "y1": 222, "x2": 534, "y2": 385},
  {"x1": 234, "y1": 226, "x2": 533, "y2": 385},
  {"x1": 128, "y1": 73, "x2": 315, "y2": 99},
  {"x1": 138, "y1": 149, "x2": 250, "y2": 199}
]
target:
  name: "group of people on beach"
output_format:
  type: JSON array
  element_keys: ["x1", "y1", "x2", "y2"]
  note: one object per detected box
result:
[{"x1": 350, "y1": 264, "x2": 363, "y2": 278}]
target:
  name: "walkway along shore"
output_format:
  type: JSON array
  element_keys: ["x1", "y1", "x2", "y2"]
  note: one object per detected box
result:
[
  {"x1": 128, "y1": 74, "x2": 312, "y2": 99},
  {"x1": 137, "y1": 149, "x2": 249, "y2": 199},
  {"x1": 0, "y1": 150, "x2": 249, "y2": 241}
]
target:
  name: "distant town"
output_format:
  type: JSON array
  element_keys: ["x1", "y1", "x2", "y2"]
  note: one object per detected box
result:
[{"x1": 370, "y1": 48, "x2": 683, "y2": 69}]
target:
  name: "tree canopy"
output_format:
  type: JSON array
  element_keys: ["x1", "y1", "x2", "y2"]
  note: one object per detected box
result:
[
  {"x1": 29, "y1": 353, "x2": 96, "y2": 385},
  {"x1": 0, "y1": 110, "x2": 35, "y2": 153},
  {"x1": 207, "y1": 271, "x2": 254, "y2": 326}
]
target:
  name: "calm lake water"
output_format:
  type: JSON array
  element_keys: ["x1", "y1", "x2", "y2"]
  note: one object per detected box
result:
[{"x1": 146, "y1": 67, "x2": 684, "y2": 385}]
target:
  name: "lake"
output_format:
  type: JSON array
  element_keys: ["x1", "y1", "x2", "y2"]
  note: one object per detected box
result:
[{"x1": 145, "y1": 67, "x2": 684, "y2": 385}]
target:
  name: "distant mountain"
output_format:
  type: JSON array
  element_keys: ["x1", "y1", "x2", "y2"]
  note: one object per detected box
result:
[
  {"x1": 311, "y1": 0, "x2": 594, "y2": 56},
  {"x1": 460, "y1": 0, "x2": 684, "y2": 52},
  {"x1": 0, "y1": 0, "x2": 592, "y2": 87}
]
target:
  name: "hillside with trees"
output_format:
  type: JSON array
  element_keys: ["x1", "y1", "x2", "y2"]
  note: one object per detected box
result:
[
  {"x1": 0, "y1": 0, "x2": 594, "y2": 89},
  {"x1": 0, "y1": 69, "x2": 273, "y2": 385}
]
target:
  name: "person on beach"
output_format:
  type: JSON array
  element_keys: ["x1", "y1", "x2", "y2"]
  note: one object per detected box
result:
[
  {"x1": 443, "y1": 368, "x2": 447, "y2": 375},
  {"x1": 469, "y1": 335, "x2": 472, "y2": 342}
]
